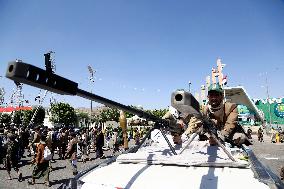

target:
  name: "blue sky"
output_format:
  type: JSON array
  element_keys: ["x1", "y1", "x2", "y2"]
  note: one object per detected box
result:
[{"x1": 0, "y1": 0, "x2": 284, "y2": 110}]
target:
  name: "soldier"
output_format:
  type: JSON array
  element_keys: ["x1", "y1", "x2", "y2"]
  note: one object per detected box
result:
[
  {"x1": 105, "y1": 130, "x2": 111, "y2": 150},
  {"x1": 257, "y1": 127, "x2": 264, "y2": 142},
  {"x1": 21, "y1": 127, "x2": 30, "y2": 152},
  {"x1": 5, "y1": 133, "x2": 22, "y2": 181},
  {"x1": 0, "y1": 127, "x2": 7, "y2": 167},
  {"x1": 167, "y1": 84, "x2": 250, "y2": 146},
  {"x1": 29, "y1": 134, "x2": 51, "y2": 186},
  {"x1": 134, "y1": 128, "x2": 140, "y2": 145},
  {"x1": 59, "y1": 128, "x2": 69, "y2": 160},
  {"x1": 65, "y1": 132, "x2": 78, "y2": 175},
  {"x1": 63, "y1": 128, "x2": 69, "y2": 155},
  {"x1": 280, "y1": 166, "x2": 284, "y2": 180},
  {"x1": 81, "y1": 130, "x2": 90, "y2": 163},
  {"x1": 29, "y1": 126, "x2": 41, "y2": 157},
  {"x1": 96, "y1": 128, "x2": 105, "y2": 159},
  {"x1": 51, "y1": 128, "x2": 60, "y2": 161},
  {"x1": 247, "y1": 127, "x2": 252, "y2": 139},
  {"x1": 112, "y1": 128, "x2": 119, "y2": 154}
]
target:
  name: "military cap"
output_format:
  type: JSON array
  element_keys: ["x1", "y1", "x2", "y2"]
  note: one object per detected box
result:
[{"x1": 208, "y1": 83, "x2": 223, "y2": 93}]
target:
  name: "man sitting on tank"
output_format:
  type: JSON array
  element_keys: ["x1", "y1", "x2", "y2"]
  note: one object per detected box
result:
[{"x1": 163, "y1": 84, "x2": 249, "y2": 146}]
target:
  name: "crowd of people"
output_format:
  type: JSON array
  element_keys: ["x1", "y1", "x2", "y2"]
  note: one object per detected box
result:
[
  {"x1": 253, "y1": 126, "x2": 284, "y2": 143},
  {"x1": 0, "y1": 123, "x2": 149, "y2": 187}
]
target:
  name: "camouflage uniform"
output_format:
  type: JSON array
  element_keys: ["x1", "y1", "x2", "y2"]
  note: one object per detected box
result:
[
  {"x1": 167, "y1": 85, "x2": 248, "y2": 146},
  {"x1": 257, "y1": 128, "x2": 264, "y2": 142},
  {"x1": 96, "y1": 130, "x2": 104, "y2": 158},
  {"x1": 5, "y1": 133, "x2": 22, "y2": 181},
  {"x1": 5, "y1": 136, "x2": 19, "y2": 173},
  {"x1": 185, "y1": 102, "x2": 247, "y2": 145},
  {"x1": 0, "y1": 132, "x2": 7, "y2": 165},
  {"x1": 31, "y1": 131, "x2": 41, "y2": 156},
  {"x1": 32, "y1": 141, "x2": 50, "y2": 183},
  {"x1": 66, "y1": 135, "x2": 78, "y2": 175}
]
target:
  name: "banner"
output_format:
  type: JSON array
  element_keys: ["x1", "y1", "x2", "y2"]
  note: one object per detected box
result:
[{"x1": 274, "y1": 103, "x2": 284, "y2": 118}]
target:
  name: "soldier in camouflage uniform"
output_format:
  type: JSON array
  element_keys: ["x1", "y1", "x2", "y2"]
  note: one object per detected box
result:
[
  {"x1": 65, "y1": 132, "x2": 78, "y2": 175},
  {"x1": 30, "y1": 134, "x2": 51, "y2": 186},
  {"x1": 30, "y1": 126, "x2": 41, "y2": 157},
  {"x1": 0, "y1": 127, "x2": 7, "y2": 167},
  {"x1": 5, "y1": 133, "x2": 22, "y2": 181},
  {"x1": 165, "y1": 84, "x2": 249, "y2": 146}
]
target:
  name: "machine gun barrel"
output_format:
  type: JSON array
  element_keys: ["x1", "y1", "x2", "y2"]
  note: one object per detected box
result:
[{"x1": 5, "y1": 61, "x2": 169, "y2": 127}]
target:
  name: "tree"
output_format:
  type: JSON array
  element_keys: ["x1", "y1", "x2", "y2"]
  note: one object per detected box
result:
[
  {"x1": 76, "y1": 111, "x2": 90, "y2": 127},
  {"x1": 100, "y1": 107, "x2": 120, "y2": 122},
  {"x1": 6, "y1": 106, "x2": 45, "y2": 127},
  {"x1": 0, "y1": 113, "x2": 11, "y2": 126},
  {"x1": 22, "y1": 106, "x2": 46, "y2": 126},
  {"x1": 150, "y1": 108, "x2": 168, "y2": 118},
  {"x1": 12, "y1": 111, "x2": 24, "y2": 125},
  {"x1": 124, "y1": 105, "x2": 137, "y2": 118},
  {"x1": 50, "y1": 102, "x2": 77, "y2": 127}
]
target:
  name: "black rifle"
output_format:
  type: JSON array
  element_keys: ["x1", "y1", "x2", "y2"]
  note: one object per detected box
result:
[{"x1": 6, "y1": 61, "x2": 184, "y2": 155}]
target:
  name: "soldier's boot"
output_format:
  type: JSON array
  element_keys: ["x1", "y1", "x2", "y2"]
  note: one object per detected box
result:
[
  {"x1": 28, "y1": 178, "x2": 35, "y2": 185},
  {"x1": 17, "y1": 172, "x2": 22, "y2": 182},
  {"x1": 7, "y1": 171, "x2": 12, "y2": 180},
  {"x1": 45, "y1": 175, "x2": 50, "y2": 187},
  {"x1": 72, "y1": 163, "x2": 78, "y2": 175}
]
